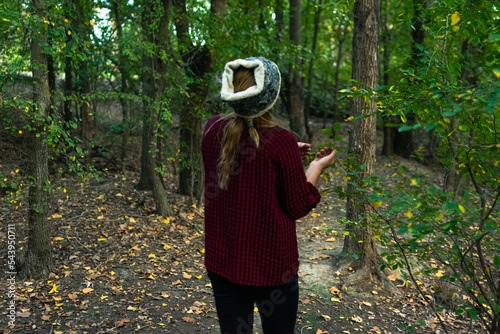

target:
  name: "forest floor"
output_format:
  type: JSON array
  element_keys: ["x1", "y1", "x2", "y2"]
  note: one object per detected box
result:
[{"x1": 0, "y1": 117, "x2": 487, "y2": 334}]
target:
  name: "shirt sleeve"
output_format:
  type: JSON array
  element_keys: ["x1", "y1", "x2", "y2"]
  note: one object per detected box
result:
[{"x1": 274, "y1": 130, "x2": 321, "y2": 221}]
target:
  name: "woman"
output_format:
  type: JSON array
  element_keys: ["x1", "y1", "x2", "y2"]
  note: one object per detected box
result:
[{"x1": 202, "y1": 57, "x2": 336, "y2": 334}]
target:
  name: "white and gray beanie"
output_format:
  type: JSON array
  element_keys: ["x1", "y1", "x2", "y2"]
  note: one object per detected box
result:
[{"x1": 220, "y1": 57, "x2": 281, "y2": 119}]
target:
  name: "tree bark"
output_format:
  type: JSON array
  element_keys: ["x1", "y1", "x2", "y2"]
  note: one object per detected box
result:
[
  {"x1": 20, "y1": 0, "x2": 53, "y2": 280},
  {"x1": 287, "y1": 0, "x2": 307, "y2": 141},
  {"x1": 304, "y1": 0, "x2": 322, "y2": 139},
  {"x1": 342, "y1": 0, "x2": 381, "y2": 277},
  {"x1": 137, "y1": 0, "x2": 173, "y2": 216},
  {"x1": 392, "y1": 0, "x2": 425, "y2": 158},
  {"x1": 173, "y1": 0, "x2": 226, "y2": 199},
  {"x1": 63, "y1": 33, "x2": 73, "y2": 124},
  {"x1": 111, "y1": 0, "x2": 132, "y2": 161},
  {"x1": 75, "y1": 0, "x2": 93, "y2": 164},
  {"x1": 327, "y1": 13, "x2": 348, "y2": 128},
  {"x1": 381, "y1": 0, "x2": 395, "y2": 157}
]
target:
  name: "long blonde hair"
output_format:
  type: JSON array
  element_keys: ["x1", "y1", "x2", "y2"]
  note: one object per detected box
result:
[{"x1": 217, "y1": 67, "x2": 279, "y2": 189}]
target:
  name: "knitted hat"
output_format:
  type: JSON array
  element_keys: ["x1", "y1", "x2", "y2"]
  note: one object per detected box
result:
[{"x1": 220, "y1": 57, "x2": 281, "y2": 118}]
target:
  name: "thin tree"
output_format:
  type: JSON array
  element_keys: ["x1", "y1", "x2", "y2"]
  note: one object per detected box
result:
[
  {"x1": 380, "y1": 0, "x2": 395, "y2": 156},
  {"x1": 173, "y1": 0, "x2": 226, "y2": 199},
  {"x1": 19, "y1": 0, "x2": 53, "y2": 280},
  {"x1": 342, "y1": 0, "x2": 389, "y2": 284},
  {"x1": 140, "y1": 0, "x2": 173, "y2": 216},
  {"x1": 304, "y1": 0, "x2": 322, "y2": 139},
  {"x1": 286, "y1": 0, "x2": 307, "y2": 141},
  {"x1": 326, "y1": 10, "x2": 349, "y2": 128},
  {"x1": 111, "y1": 0, "x2": 132, "y2": 161}
]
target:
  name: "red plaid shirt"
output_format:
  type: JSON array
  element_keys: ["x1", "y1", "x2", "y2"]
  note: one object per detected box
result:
[{"x1": 202, "y1": 116, "x2": 321, "y2": 286}]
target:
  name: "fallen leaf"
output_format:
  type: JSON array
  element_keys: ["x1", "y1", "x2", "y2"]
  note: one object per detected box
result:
[
  {"x1": 183, "y1": 272, "x2": 192, "y2": 279},
  {"x1": 82, "y1": 288, "x2": 94, "y2": 294},
  {"x1": 49, "y1": 283, "x2": 58, "y2": 294},
  {"x1": 351, "y1": 315, "x2": 363, "y2": 323},
  {"x1": 182, "y1": 317, "x2": 195, "y2": 323}
]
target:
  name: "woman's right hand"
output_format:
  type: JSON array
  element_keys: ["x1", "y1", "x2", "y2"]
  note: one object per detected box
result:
[
  {"x1": 305, "y1": 146, "x2": 337, "y2": 186},
  {"x1": 312, "y1": 147, "x2": 337, "y2": 170}
]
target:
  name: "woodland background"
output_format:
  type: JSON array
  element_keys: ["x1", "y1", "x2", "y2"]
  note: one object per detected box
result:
[{"x1": 0, "y1": 0, "x2": 499, "y2": 333}]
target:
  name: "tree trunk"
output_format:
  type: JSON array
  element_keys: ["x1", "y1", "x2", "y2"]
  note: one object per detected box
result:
[
  {"x1": 381, "y1": 0, "x2": 394, "y2": 157},
  {"x1": 137, "y1": 0, "x2": 174, "y2": 216},
  {"x1": 304, "y1": 0, "x2": 322, "y2": 139},
  {"x1": 19, "y1": 0, "x2": 53, "y2": 280},
  {"x1": 393, "y1": 0, "x2": 425, "y2": 158},
  {"x1": 342, "y1": 0, "x2": 381, "y2": 278},
  {"x1": 287, "y1": 0, "x2": 307, "y2": 141},
  {"x1": 75, "y1": 0, "x2": 93, "y2": 164},
  {"x1": 111, "y1": 0, "x2": 131, "y2": 161},
  {"x1": 63, "y1": 0, "x2": 73, "y2": 125},
  {"x1": 327, "y1": 14, "x2": 348, "y2": 128},
  {"x1": 174, "y1": 0, "x2": 225, "y2": 198}
]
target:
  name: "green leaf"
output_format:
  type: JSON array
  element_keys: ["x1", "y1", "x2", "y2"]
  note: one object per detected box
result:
[
  {"x1": 467, "y1": 309, "x2": 478, "y2": 319},
  {"x1": 398, "y1": 125, "x2": 413, "y2": 132},
  {"x1": 333, "y1": 135, "x2": 343, "y2": 141},
  {"x1": 322, "y1": 128, "x2": 333, "y2": 137},
  {"x1": 494, "y1": 255, "x2": 500, "y2": 268},
  {"x1": 332, "y1": 122, "x2": 341, "y2": 131}
]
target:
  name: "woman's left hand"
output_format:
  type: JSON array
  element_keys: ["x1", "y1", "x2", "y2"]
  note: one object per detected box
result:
[{"x1": 298, "y1": 142, "x2": 312, "y2": 161}]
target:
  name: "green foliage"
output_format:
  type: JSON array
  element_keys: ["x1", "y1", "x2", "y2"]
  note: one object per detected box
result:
[{"x1": 329, "y1": 1, "x2": 500, "y2": 332}]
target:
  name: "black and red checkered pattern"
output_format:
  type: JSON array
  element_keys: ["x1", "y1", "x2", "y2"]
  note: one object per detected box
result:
[{"x1": 202, "y1": 116, "x2": 321, "y2": 286}]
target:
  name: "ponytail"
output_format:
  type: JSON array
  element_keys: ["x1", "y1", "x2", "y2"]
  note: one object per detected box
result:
[{"x1": 217, "y1": 112, "x2": 278, "y2": 189}]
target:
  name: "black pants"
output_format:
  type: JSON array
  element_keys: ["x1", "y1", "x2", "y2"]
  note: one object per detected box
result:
[{"x1": 208, "y1": 271, "x2": 299, "y2": 334}]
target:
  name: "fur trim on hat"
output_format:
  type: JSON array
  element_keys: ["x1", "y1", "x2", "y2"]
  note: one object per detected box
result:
[{"x1": 220, "y1": 57, "x2": 281, "y2": 118}]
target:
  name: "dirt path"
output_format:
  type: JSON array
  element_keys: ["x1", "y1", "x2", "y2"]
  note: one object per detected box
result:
[{"x1": 0, "y1": 123, "x2": 483, "y2": 333}]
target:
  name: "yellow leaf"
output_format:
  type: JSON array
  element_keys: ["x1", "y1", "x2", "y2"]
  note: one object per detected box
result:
[
  {"x1": 163, "y1": 218, "x2": 170, "y2": 224},
  {"x1": 89, "y1": 20, "x2": 94, "y2": 26},
  {"x1": 494, "y1": 70, "x2": 500, "y2": 78},
  {"x1": 148, "y1": 253, "x2": 156, "y2": 258},
  {"x1": 458, "y1": 205, "x2": 465, "y2": 213},
  {"x1": 97, "y1": 238, "x2": 107, "y2": 241},
  {"x1": 343, "y1": 176, "x2": 351, "y2": 182},
  {"x1": 362, "y1": 301, "x2": 372, "y2": 307},
  {"x1": 371, "y1": 201, "x2": 382, "y2": 207},
  {"x1": 49, "y1": 283, "x2": 58, "y2": 294},
  {"x1": 127, "y1": 306, "x2": 137, "y2": 311},
  {"x1": 453, "y1": 25, "x2": 460, "y2": 32},
  {"x1": 405, "y1": 209, "x2": 413, "y2": 218},
  {"x1": 451, "y1": 11, "x2": 460, "y2": 25},
  {"x1": 311, "y1": 213, "x2": 320, "y2": 217},
  {"x1": 67, "y1": 30, "x2": 71, "y2": 35},
  {"x1": 323, "y1": 174, "x2": 329, "y2": 181},
  {"x1": 53, "y1": 237, "x2": 64, "y2": 241},
  {"x1": 435, "y1": 213, "x2": 444, "y2": 221},
  {"x1": 410, "y1": 179, "x2": 418, "y2": 186},
  {"x1": 129, "y1": 217, "x2": 136, "y2": 223},
  {"x1": 331, "y1": 297, "x2": 341, "y2": 302}
]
